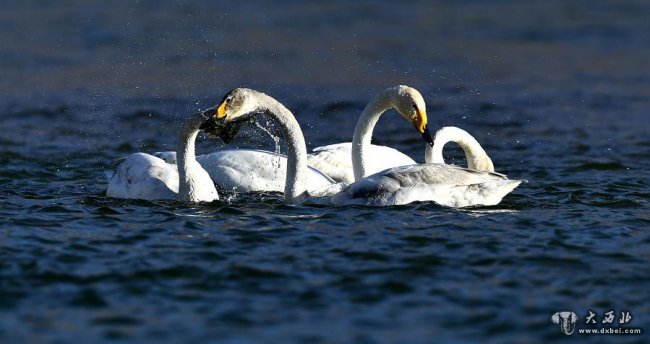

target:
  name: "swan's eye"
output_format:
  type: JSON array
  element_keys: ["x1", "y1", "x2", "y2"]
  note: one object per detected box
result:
[
  {"x1": 225, "y1": 97, "x2": 232, "y2": 104},
  {"x1": 412, "y1": 104, "x2": 418, "y2": 110}
]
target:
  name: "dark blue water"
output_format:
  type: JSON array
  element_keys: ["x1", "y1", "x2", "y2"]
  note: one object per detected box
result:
[{"x1": 1, "y1": 1, "x2": 649, "y2": 342}]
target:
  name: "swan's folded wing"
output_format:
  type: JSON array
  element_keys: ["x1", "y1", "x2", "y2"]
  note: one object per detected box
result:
[
  {"x1": 308, "y1": 143, "x2": 356, "y2": 183},
  {"x1": 327, "y1": 163, "x2": 522, "y2": 207},
  {"x1": 197, "y1": 149, "x2": 334, "y2": 193},
  {"x1": 106, "y1": 153, "x2": 178, "y2": 200},
  {"x1": 307, "y1": 181, "x2": 349, "y2": 198},
  {"x1": 308, "y1": 142, "x2": 416, "y2": 183},
  {"x1": 382, "y1": 163, "x2": 507, "y2": 187}
]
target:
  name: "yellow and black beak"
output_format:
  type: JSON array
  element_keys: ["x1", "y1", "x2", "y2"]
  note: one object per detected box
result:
[
  {"x1": 199, "y1": 107, "x2": 243, "y2": 144},
  {"x1": 199, "y1": 98, "x2": 228, "y2": 133},
  {"x1": 413, "y1": 108, "x2": 434, "y2": 146},
  {"x1": 216, "y1": 100, "x2": 227, "y2": 119}
]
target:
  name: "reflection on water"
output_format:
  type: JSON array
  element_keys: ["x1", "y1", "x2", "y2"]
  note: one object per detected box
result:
[{"x1": 464, "y1": 208, "x2": 520, "y2": 217}]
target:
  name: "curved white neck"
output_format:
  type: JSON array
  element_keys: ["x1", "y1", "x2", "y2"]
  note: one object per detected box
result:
[
  {"x1": 351, "y1": 91, "x2": 392, "y2": 180},
  {"x1": 252, "y1": 92, "x2": 308, "y2": 204},
  {"x1": 425, "y1": 126, "x2": 495, "y2": 172},
  {"x1": 177, "y1": 112, "x2": 219, "y2": 202}
]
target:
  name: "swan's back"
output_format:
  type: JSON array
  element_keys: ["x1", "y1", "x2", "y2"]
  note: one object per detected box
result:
[
  {"x1": 328, "y1": 163, "x2": 523, "y2": 207},
  {"x1": 198, "y1": 149, "x2": 334, "y2": 193},
  {"x1": 152, "y1": 151, "x2": 178, "y2": 164},
  {"x1": 106, "y1": 153, "x2": 178, "y2": 200},
  {"x1": 308, "y1": 142, "x2": 416, "y2": 183}
]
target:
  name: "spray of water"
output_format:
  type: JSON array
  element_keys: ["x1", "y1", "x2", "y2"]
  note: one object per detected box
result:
[{"x1": 252, "y1": 119, "x2": 282, "y2": 171}]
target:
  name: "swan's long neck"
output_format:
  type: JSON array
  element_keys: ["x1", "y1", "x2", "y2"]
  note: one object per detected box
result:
[
  {"x1": 425, "y1": 126, "x2": 495, "y2": 172},
  {"x1": 177, "y1": 112, "x2": 218, "y2": 201},
  {"x1": 253, "y1": 92, "x2": 308, "y2": 204},
  {"x1": 352, "y1": 91, "x2": 392, "y2": 180}
]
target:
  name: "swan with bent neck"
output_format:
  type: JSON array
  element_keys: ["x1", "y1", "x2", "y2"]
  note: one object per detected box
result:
[
  {"x1": 307, "y1": 85, "x2": 432, "y2": 183},
  {"x1": 106, "y1": 111, "x2": 219, "y2": 202},
  {"x1": 153, "y1": 86, "x2": 431, "y2": 189},
  {"x1": 201, "y1": 89, "x2": 310, "y2": 203},
  {"x1": 205, "y1": 88, "x2": 524, "y2": 207},
  {"x1": 426, "y1": 126, "x2": 495, "y2": 172},
  {"x1": 352, "y1": 86, "x2": 431, "y2": 180}
]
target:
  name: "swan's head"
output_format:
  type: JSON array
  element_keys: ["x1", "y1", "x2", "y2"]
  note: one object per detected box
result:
[
  {"x1": 386, "y1": 85, "x2": 433, "y2": 146},
  {"x1": 213, "y1": 88, "x2": 260, "y2": 123},
  {"x1": 199, "y1": 88, "x2": 260, "y2": 142}
]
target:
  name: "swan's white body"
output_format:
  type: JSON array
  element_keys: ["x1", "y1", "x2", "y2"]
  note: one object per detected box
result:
[
  {"x1": 106, "y1": 153, "x2": 179, "y2": 200},
  {"x1": 197, "y1": 149, "x2": 334, "y2": 193},
  {"x1": 152, "y1": 149, "x2": 334, "y2": 193},
  {"x1": 155, "y1": 89, "x2": 418, "y2": 189},
  {"x1": 106, "y1": 112, "x2": 219, "y2": 202},
  {"x1": 326, "y1": 164, "x2": 521, "y2": 207},
  {"x1": 307, "y1": 126, "x2": 495, "y2": 184},
  {"x1": 306, "y1": 143, "x2": 415, "y2": 184},
  {"x1": 150, "y1": 126, "x2": 489, "y2": 189},
  {"x1": 320, "y1": 93, "x2": 522, "y2": 207},
  {"x1": 214, "y1": 87, "x2": 523, "y2": 207}
]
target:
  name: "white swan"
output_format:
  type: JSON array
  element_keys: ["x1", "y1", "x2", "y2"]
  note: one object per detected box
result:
[
  {"x1": 327, "y1": 164, "x2": 522, "y2": 207},
  {"x1": 309, "y1": 116, "x2": 496, "y2": 184},
  {"x1": 152, "y1": 85, "x2": 428, "y2": 189},
  {"x1": 152, "y1": 149, "x2": 334, "y2": 193},
  {"x1": 307, "y1": 144, "x2": 415, "y2": 184},
  {"x1": 150, "y1": 125, "x2": 493, "y2": 192},
  {"x1": 427, "y1": 126, "x2": 495, "y2": 172},
  {"x1": 307, "y1": 86, "x2": 433, "y2": 183},
  {"x1": 202, "y1": 88, "x2": 314, "y2": 204},
  {"x1": 205, "y1": 88, "x2": 523, "y2": 207},
  {"x1": 106, "y1": 111, "x2": 219, "y2": 202}
]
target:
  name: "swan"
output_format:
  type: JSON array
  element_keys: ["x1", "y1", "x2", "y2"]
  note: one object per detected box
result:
[
  {"x1": 427, "y1": 126, "x2": 495, "y2": 172},
  {"x1": 309, "y1": 121, "x2": 497, "y2": 184},
  {"x1": 201, "y1": 88, "x2": 316, "y2": 204},
  {"x1": 306, "y1": 144, "x2": 415, "y2": 184},
  {"x1": 306, "y1": 86, "x2": 433, "y2": 183},
  {"x1": 152, "y1": 85, "x2": 429, "y2": 190},
  {"x1": 152, "y1": 148, "x2": 335, "y2": 193},
  {"x1": 326, "y1": 163, "x2": 523, "y2": 207},
  {"x1": 149, "y1": 118, "x2": 335, "y2": 194},
  {"x1": 186, "y1": 125, "x2": 493, "y2": 192},
  {"x1": 204, "y1": 87, "x2": 523, "y2": 207},
  {"x1": 106, "y1": 111, "x2": 219, "y2": 202}
]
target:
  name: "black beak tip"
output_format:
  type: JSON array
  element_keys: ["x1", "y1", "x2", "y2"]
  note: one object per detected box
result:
[{"x1": 422, "y1": 125, "x2": 434, "y2": 146}]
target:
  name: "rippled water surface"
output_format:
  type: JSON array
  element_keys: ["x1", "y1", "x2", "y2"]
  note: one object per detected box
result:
[{"x1": 1, "y1": 1, "x2": 649, "y2": 342}]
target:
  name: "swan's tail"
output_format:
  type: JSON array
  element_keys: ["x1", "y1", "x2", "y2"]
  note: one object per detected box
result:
[{"x1": 456, "y1": 178, "x2": 524, "y2": 207}]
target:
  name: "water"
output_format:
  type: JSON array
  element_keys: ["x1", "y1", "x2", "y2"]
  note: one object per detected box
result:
[{"x1": 1, "y1": 0, "x2": 649, "y2": 342}]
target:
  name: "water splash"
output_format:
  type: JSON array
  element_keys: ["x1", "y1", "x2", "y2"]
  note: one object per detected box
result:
[
  {"x1": 252, "y1": 119, "x2": 281, "y2": 153},
  {"x1": 252, "y1": 119, "x2": 282, "y2": 172}
]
